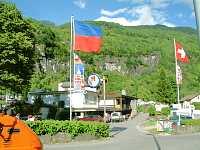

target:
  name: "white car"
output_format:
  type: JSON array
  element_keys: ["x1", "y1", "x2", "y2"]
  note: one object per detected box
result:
[{"x1": 111, "y1": 112, "x2": 124, "y2": 122}]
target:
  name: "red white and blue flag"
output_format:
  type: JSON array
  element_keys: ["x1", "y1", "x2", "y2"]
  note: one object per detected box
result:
[{"x1": 74, "y1": 21, "x2": 102, "y2": 53}]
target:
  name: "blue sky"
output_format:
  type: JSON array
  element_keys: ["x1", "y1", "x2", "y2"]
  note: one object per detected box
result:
[{"x1": 9, "y1": 0, "x2": 196, "y2": 28}]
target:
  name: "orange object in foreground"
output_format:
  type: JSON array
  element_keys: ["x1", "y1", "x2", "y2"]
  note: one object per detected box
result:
[{"x1": 0, "y1": 113, "x2": 42, "y2": 150}]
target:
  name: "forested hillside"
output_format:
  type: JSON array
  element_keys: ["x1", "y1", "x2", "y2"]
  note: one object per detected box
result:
[{"x1": 29, "y1": 20, "x2": 200, "y2": 104}]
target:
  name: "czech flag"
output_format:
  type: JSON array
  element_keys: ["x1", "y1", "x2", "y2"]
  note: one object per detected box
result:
[{"x1": 74, "y1": 21, "x2": 102, "y2": 53}]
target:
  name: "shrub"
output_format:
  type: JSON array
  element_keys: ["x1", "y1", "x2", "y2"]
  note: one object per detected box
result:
[
  {"x1": 161, "y1": 107, "x2": 170, "y2": 116},
  {"x1": 25, "y1": 120, "x2": 109, "y2": 138},
  {"x1": 181, "y1": 119, "x2": 200, "y2": 126},
  {"x1": 192, "y1": 102, "x2": 200, "y2": 110},
  {"x1": 136, "y1": 105, "x2": 145, "y2": 113},
  {"x1": 147, "y1": 105, "x2": 156, "y2": 116}
]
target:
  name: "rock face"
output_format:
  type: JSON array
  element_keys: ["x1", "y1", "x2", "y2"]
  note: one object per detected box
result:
[
  {"x1": 35, "y1": 58, "x2": 68, "y2": 73},
  {"x1": 104, "y1": 62, "x2": 121, "y2": 72},
  {"x1": 130, "y1": 54, "x2": 160, "y2": 75},
  {"x1": 103, "y1": 53, "x2": 160, "y2": 76},
  {"x1": 35, "y1": 52, "x2": 160, "y2": 77}
]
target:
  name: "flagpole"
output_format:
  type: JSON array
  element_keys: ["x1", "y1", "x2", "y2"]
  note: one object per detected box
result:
[
  {"x1": 70, "y1": 16, "x2": 74, "y2": 121},
  {"x1": 72, "y1": 17, "x2": 76, "y2": 92},
  {"x1": 174, "y1": 38, "x2": 181, "y2": 125},
  {"x1": 103, "y1": 76, "x2": 106, "y2": 122},
  {"x1": 73, "y1": 53, "x2": 75, "y2": 91}
]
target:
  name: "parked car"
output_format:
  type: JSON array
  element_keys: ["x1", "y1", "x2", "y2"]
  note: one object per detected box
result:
[
  {"x1": 79, "y1": 115, "x2": 104, "y2": 122},
  {"x1": 111, "y1": 112, "x2": 124, "y2": 122}
]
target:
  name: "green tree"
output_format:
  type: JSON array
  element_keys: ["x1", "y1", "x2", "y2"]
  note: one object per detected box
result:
[
  {"x1": 27, "y1": 19, "x2": 58, "y2": 66},
  {"x1": 0, "y1": 2, "x2": 35, "y2": 93},
  {"x1": 155, "y1": 68, "x2": 176, "y2": 104}
]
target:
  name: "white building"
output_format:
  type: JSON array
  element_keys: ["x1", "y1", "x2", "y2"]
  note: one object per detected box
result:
[{"x1": 181, "y1": 94, "x2": 200, "y2": 104}]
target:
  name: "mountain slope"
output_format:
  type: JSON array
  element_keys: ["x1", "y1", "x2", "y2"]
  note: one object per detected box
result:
[{"x1": 31, "y1": 21, "x2": 200, "y2": 102}]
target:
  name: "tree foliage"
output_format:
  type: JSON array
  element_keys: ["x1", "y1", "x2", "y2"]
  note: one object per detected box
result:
[
  {"x1": 155, "y1": 67, "x2": 177, "y2": 104},
  {"x1": 0, "y1": 2, "x2": 35, "y2": 93},
  {"x1": 57, "y1": 21, "x2": 200, "y2": 104},
  {"x1": 31, "y1": 20, "x2": 57, "y2": 60}
]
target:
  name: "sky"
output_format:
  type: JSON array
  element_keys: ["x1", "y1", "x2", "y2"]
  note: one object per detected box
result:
[{"x1": 9, "y1": 0, "x2": 197, "y2": 28}]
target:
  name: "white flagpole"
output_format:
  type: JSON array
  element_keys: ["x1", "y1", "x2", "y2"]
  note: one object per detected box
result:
[
  {"x1": 103, "y1": 76, "x2": 106, "y2": 122},
  {"x1": 73, "y1": 19, "x2": 76, "y2": 92},
  {"x1": 73, "y1": 53, "x2": 75, "y2": 91},
  {"x1": 70, "y1": 16, "x2": 74, "y2": 121},
  {"x1": 174, "y1": 38, "x2": 181, "y2": 125}
]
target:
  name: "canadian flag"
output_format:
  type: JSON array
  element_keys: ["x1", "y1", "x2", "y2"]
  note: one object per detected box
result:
[{"x1": 175, "y1": 42, "x2": 189, "y2": 63}]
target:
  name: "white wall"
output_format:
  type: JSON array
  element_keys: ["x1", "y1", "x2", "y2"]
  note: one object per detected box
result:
[
  {"x1": 70, "y1": 92, "x2": 85, "y2": 108},
  {"x1": 155, "y1": 104, "x2": 169, "y2": 112},
  {"x1": 191, "y1": 95, "x2": 200, "y2": 103},
  {"x1": 99, "y1": 99, "x2": 115, "y2": 106},
  {"x1": 70, "y1": 91, "x2": 98, "y2": 109}
]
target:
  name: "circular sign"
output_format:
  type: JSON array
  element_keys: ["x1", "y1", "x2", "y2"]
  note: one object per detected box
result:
[{"x1": 87, "y1": 74, "x2": 101, "y2": 88}]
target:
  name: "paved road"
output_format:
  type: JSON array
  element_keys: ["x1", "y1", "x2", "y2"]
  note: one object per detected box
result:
[{"x1": 44, "y1": 114, "x2": 200, "y2": 150}]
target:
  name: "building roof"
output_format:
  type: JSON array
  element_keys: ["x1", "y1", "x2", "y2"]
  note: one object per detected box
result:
[
  {"x1": 180, "y1": 93, "x2": 200, "y2": 102},
  {"x1": 99, "y1": 91, "x2": 138, "y2": 100},
  {"x1": 28, "y1": 90, "x2": 68, "y2": 95}
]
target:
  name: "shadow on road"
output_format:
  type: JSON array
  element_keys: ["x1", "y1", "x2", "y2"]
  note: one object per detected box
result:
[
  {"x1": 110, "y1": 127, "x2": 127, "y2": 137},
  {"x1": 147, "y1": 134, "x2": 161, "y2": 150}
]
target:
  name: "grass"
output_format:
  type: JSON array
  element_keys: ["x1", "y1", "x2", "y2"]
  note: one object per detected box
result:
[
  {"x1": 181, "y1": 119, "x2": 200, "y2": 126},
  {"x1": 143, "y1": 119, "x2": 156, "y2": 127}
]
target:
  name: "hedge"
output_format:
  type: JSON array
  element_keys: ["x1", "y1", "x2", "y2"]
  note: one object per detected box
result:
[
  {"x1": 181, "y1": 119, "x2": 200, "y2": 126},
  {"x1": 147, "y1": 105, "x2": 156, "y2": 116},
  {"x1": 25, "y1": 120, "x2": 109, "y2": 138}
]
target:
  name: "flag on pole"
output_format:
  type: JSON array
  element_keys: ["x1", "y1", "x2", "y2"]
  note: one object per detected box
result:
[
  {"x1": 175, "y1": 42, "x2": 189, "y2": 63},
  {"x1": 74, "y1": 20, "x2": 102, "y2": 53},
  {"x1": 73, "y1": 53, "x2": 85, "y2": 90},
  {"x1": 176, "y1": 64, "x2": 182, "y2": 85}
]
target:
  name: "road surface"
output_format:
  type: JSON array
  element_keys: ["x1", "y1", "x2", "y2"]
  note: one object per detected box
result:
[{"x1": 45, "y1": 114, "x2": 200, "y2": 150}]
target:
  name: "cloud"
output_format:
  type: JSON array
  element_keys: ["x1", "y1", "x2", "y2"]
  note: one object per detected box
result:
[
  {"x1": 116, "y1": 0, "x2": 170, "y2": 6},
  {"x1": 96, "y1": 16, "x2": 134, "y2": 26},
  {"x1": 96, "y1": 5, "x2": 175, "y2": 27},
  {"x1": 73, "y1": 0, "x2": 86, "y2": 9},
  {"x1": 132, "y1": 5, "x2": 157, "y2": 25},
  {"x1": 162, "y1": 22, "x2": 175, "y2": 27},
  {"x1": 116, "y1": 0, "x2": 194, "y2": 9},
  {"x1": 177, "y1": 13, "x2": 184, "y2": 18},
  {"x1": 101, "y1": 8, "x2": 128, "y2": 17},
  {"x1": 150, "y1": 0, "x2": 171, "y2": 8},
  {"x1": 116, "y1": 0, "x2": 145, "y2": 4}
]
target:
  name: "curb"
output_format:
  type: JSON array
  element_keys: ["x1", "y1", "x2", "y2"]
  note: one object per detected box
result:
[{"x1": 136, "y1": 119, "x2": 200, "y2": 137}]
